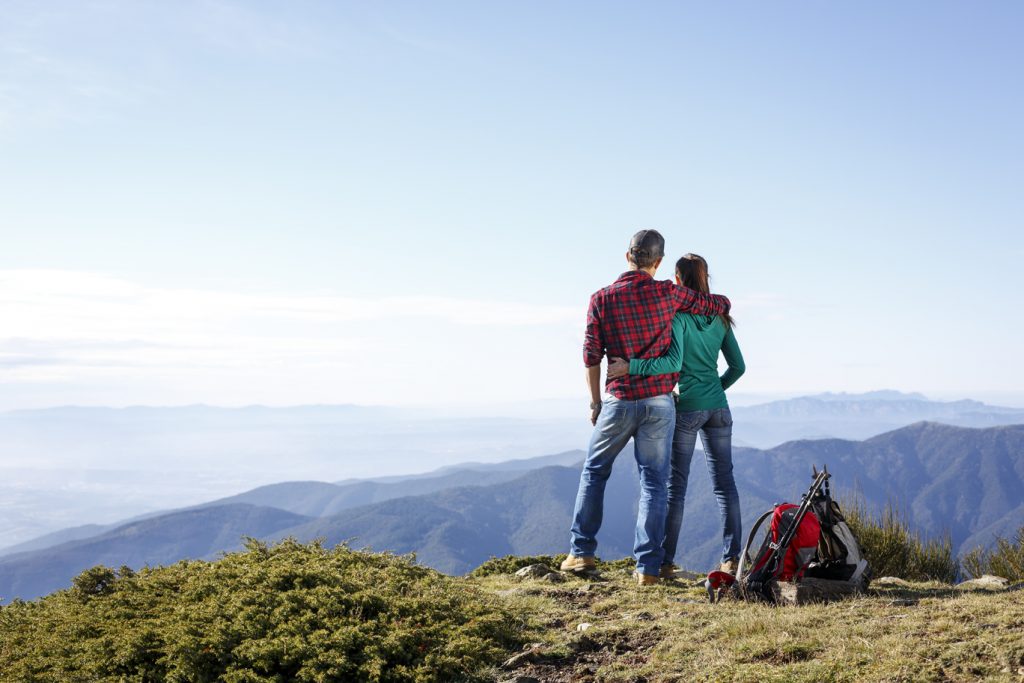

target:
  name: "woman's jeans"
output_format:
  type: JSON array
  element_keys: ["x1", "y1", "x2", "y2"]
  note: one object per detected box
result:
[
  {"x1": 569, "y1": 394, "x2": 675, "y2": 576},
  {"x1": 663, "y1": 407, "x2": 742, "y2": 566}
]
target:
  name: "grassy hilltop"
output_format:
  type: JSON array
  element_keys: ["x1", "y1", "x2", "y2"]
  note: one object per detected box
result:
[
  {"x1": 1, "y1": 539, "x2": 1023, "y2": 683},
  {"x1": 471, "y1": 558, "x2": 1024, "y2": 683}
]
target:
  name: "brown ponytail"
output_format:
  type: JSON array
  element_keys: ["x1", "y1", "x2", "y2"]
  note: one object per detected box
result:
[{"x1": 675, "y1": 253, "x2": 735, "y2": 329}]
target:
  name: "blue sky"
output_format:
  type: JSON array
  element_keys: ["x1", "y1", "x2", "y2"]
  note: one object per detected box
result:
[{"x1": 1, "y1": 1, "x2": 1022, "y2": 410}]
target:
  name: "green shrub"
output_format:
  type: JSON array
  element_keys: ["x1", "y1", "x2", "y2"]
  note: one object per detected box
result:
[
  {"x1": 469, "y1": 554, "x2": 567, "y2": 577},
  {"x1": 962, "y1": 526, "x2": 1024, "y2": 581},
  {"x1": 469, "y1": 554, "x2": 636, "y2": 578},
  {"x1": 839, "y1": 497, "x2": 959, "y2": 583},
  {"x1": 596, "y1": 556, "x2": 637, "y2": 572},
  {"x1": 0, "y1": 539, "x2": 526, "y2": 683}
]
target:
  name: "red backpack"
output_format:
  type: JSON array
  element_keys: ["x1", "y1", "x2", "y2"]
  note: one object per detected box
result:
[
  {"x1": 735, "y1": 468, "x2": 830, "y2": 602},
  {"x1": 765, "y1": 503, "x2": 821, "y2": 581},
  {"x1": 707, "y1": 467, "x2": 870, "y2": 604}
]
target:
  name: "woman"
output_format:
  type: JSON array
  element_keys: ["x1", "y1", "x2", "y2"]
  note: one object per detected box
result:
[{"x1": 607, "y1": 253, "x2": 745, "y2": 578}]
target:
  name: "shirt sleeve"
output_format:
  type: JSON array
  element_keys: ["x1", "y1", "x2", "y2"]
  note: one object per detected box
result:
[
  {"x1": 583, "y1": 292, "x2": 604, "y2": 367},
  {"x1": 670, "y1": 282, "x2": 731, "y2": 316},
  {"x1": 720, "y1": 326, "x2": 746, "y2": 391},
  {"x1": 629, "y1": 314, "x2": 684, "y2": 377}
]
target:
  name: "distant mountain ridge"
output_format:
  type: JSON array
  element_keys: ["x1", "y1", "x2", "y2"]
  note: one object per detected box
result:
[
  {"x1": 0, "y1": 451, "x2": 586, "y2": 560},
  {"x1": 0, "y1": 504, "x2": 311, "y2": 602},
  {"x1": 730, "y1": 393, "x2": 1024, "y2": 445},
  {"x1": 810, "y1": 390, "x2": 929, "y2": 402},
  {"x1": 3, "y1": 422, "x2": 1023, "y2": 601},
  {"x1": 3, "y1": 391, "x2": 1021, "y2": 550},
  {"x1": 256, "y1": 421, "x2": 1024, "y2": 574},
  {"x1": 737, "y1": 396, "x2": 1010, "y2": 419},
  {"x1": 207, "y1": 450, "x2": 585, "y2": 517}
]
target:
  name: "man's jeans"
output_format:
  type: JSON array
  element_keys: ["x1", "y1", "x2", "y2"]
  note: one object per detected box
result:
[
  {"x1": 569, "y1": 394, "x2": 674, "y2": 576},
  {"x1": 663, "y1": 407, "x2": 742, "y2": 566}
]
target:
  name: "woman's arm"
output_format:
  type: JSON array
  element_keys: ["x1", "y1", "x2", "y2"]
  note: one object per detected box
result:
[
  {"x1": 608, "y1": 315, "x2": 684, "y2": 379},
  {"x1": 720, "y1": 326, "x2": 745, "y2": 390}
]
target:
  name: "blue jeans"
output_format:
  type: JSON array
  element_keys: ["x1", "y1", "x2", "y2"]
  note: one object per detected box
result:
[
  {"x1": 663, "y1": 407, "x2": 742, "y2": 566},
  {"x1": 569, "y1": 393, "x2": 675, "y2": 576}
]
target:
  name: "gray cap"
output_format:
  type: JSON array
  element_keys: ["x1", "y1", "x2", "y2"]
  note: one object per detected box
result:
[{"x1": 629, "y1": 229, "x2": 665, "y2": 262}]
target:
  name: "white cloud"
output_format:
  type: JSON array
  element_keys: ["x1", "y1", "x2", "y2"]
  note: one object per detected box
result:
[{"x1": 0, "y1": 270, "x2": 583, "y2": 408}]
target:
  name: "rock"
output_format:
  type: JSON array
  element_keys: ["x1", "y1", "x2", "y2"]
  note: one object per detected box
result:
[
  {"x1": 576, "y1": 622, "x2": 593, "y2": 632},
  {"x1": 501, "y1": 643, "x2": 544, "y2": 669},
  {"x1": 515, "y1": 564, "x2": 555, "y2": 580},
  {"x1": 888, "y1": 598, "x2": 918, "y2": 607},
  {"x1": 874, "y1": 576, "x2": 913, "y2": 587},
  {"x1": 540, "y1": 571, "x2": 565, "y2": 583},
  {"x1": 957, "y1": 575, "x2": 1010, "y2": 590},
  {"x1": 776, "y1": 577, "x2": 865, "y2": 605},
  {"x1": 630, "y1": 610, "x2": 655, "y2": 621}
]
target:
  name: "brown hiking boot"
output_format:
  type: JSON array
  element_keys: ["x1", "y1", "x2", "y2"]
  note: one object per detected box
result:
[
  {"x1": 719, "y1": 558, "x2": 738, "y2": 575},
  {"x1": 659, "y1": 563, "x2": 678, "y2": 580},
  {"x1": 634, "y1": 571, "x2": 660, "y2": 586},
  {"x1": 560, "y1": 554, "x2": 597, "y2": 574}
]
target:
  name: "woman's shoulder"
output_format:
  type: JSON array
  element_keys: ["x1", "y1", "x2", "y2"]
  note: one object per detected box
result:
[{"x1": 676, "y1": 312, "x2": 724, "y2": 329}]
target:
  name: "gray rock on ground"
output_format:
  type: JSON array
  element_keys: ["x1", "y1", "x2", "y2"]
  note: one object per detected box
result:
[
  {"x1": 957, "y1": 574, "x2": 1010, "y2": 590},
  {"x1": 515, "y1": 563, "x2": 556, "y2": 580},
  {"x1": 874, "y1": 576, "x2": 914, "y2": 587},
  {"x1": 502, "y1": 643, "x2": 545, "y2": 670}
]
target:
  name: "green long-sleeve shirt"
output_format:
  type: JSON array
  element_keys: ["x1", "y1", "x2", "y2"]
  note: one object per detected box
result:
[{"x1": 628, "y1": 313, "x2": 745, "y2": 411}]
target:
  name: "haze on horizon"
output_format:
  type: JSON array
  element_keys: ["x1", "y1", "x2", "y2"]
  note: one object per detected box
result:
[{"x1": 2, "y1": 2, "x2": 1022, "y2": 412}]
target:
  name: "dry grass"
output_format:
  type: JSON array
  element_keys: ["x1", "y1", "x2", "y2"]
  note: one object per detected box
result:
[
  {"x1": 839, "y1": 496, "x2": 960, "y2": 583},
  {"x1": 473, "y1": 560, "x2": 1024, "y2": 682},
  {"x1": 963, "y1": 526, "x2": 1024, "y2": 581}
]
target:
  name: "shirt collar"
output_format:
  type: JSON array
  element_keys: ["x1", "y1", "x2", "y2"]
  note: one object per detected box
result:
[{"x1": 616, "y1": 270, "x2": 654, "y2": 282}]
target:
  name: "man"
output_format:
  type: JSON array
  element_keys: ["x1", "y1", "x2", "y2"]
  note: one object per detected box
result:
[{"x1": 561, "y1": 230, "x2": 731, "y2": 585}]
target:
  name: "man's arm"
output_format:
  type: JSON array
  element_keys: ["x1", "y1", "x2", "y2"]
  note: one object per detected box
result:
[
  {"x1": 583, "y1": 292, "x2": 604, "y2": 368},
  {"x1": 669, "y1": 282, "x2": 730, "y2": 316},
  {"x1": 586, "y1": 365, "x2": 602, "y2": 425},
  {"x1": 583, "y1": 292, "x2": 605, "y2": 425}
]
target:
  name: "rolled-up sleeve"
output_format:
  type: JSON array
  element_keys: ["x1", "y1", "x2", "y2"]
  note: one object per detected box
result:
[
  {"x1": 583, "y1": 293, "x2": 604, "y2": 367},
  {"x1": 670, "y1": 282, "x2": 730, "y2": 316}
]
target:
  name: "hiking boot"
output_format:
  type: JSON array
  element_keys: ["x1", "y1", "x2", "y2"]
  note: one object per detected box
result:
[
  {"x1": 560, "y1": 554, "x2": 597, "y2": 574},
  {"x1": 719, "y1": 558, "x2": 739, "y2": 575},
  {"x1": 659, "y1": 563, "x2": 678, "y2": 580},
  {"x1": 634, "y1": 571, "x2": 660, "y2": 586}
]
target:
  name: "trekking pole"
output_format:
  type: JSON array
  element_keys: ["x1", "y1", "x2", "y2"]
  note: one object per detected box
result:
[{"x1": 773, "y1": 469, "x2": 829, "y2": 555}]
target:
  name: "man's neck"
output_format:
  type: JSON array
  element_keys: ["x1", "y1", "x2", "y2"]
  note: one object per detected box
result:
[{"x1": 628, "y1": 265, "x2": 658, "y2": 277}]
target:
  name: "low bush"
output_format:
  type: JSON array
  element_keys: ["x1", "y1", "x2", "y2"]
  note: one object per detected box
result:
[
  {"x1": 470, "y1": 554, "x2": 635, "y2": 577},
  {"x1": 0, "y1": 539, "x2": 526, "y2": 683},
  {"x1": 839, "y1": 497, "x2": 959, "y2": 583},
  {"x1": 961, "y1": 526, "x2": 1024, "y2": 581},
  {"x1": 469, "y1": 554, "x2": 567, "y2": 577}
]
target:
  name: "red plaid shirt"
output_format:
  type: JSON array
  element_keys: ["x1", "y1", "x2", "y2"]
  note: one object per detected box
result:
[{"x1": 584, "y1": 271, "x2": 731, "y2": 400}]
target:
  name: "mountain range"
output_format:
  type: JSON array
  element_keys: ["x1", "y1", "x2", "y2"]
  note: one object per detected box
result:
[
  {"x1": 3, "y1": 391, "x2": 1022, "y2": 550},
  {"x1": 2, "y1": 421, "x2": 1022, "y2": 602},
  {"x1": 730, "y1": 393, "x2": 1024, "y2": 445}
]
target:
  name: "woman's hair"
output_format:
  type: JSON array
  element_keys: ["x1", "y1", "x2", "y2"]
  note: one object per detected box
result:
[{"x1": 675, "y1": 253, "x2": 735, "y2": 329}]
